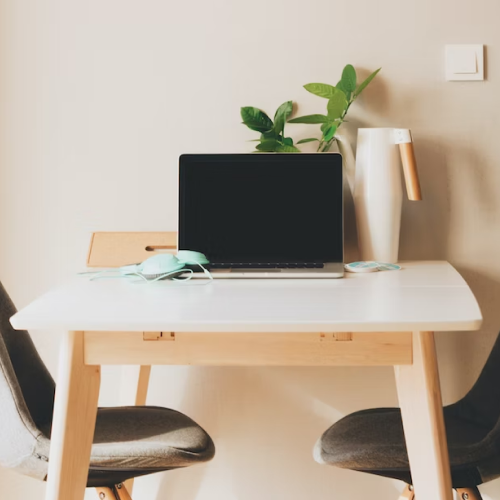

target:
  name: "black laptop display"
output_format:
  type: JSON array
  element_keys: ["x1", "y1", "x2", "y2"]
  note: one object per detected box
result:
[{"x1": 179, "y1": 153, "x2": 343, "y2": 273}]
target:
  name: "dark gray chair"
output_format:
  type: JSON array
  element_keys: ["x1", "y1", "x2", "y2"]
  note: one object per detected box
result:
[
  {"x1": 0, "y1": 281, "x2": 215, "y2": 500},
  {"x1": 314, "y1": 334, "x2": 500, "y2": 500}
]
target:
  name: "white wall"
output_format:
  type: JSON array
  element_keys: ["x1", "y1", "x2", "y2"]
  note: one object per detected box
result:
[{"x1": 1, "y1": 1, "x2": 500, "y2": 499}]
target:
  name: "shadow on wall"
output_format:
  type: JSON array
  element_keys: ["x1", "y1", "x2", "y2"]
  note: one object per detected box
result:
[
  {"x1": 343, "y1": 175, "x2": 359, "y2": 262},
  {"x1": 338, "y1": 76, "x2": 495, "y2": 263},
  {"x1": 150, "y1": 365, "x2": 401, "y2": 500},
  {"x1": 399, "y1": 138, "x2": 450, "y2": 260},
  {"x1": 355, "y1": 67, "x2": 391, "y2": 117},
  {"x1": 399, "y1": 138, "x2": 495, "y2": 261},
  {"x1": 338, "y1": 136, "x2": 453, "y2": 262}
]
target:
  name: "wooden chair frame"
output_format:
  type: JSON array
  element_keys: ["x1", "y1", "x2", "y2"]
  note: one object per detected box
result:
[
  {"x1": 96, "y1": 483, "x2": 132, "y2": 500},
  {"x1": 455, "y1": 487, "x2": 483, "y2": 500},
  {"x1": 398, "y1": 484, "x2": 483, "y2": 500},
  {"x1": 87, "y1": 231, "x2": 177, "y2": 268}
]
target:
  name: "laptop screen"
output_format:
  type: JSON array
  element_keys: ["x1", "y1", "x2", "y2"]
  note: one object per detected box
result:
[{"x1": 179, "y1": 154, "x2": 343, "y2": 264}]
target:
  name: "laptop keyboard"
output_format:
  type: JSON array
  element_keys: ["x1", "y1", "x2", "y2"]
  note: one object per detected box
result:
[{"x1": 209, "y1": 262, "x2": 325, "y2": 269}]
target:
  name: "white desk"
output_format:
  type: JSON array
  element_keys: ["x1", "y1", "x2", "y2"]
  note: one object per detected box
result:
[{"x1": 11, "y1": 261, "x2": 482, "y2": 500}]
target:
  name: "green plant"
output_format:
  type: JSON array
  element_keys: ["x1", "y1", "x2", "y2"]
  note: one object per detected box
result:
[
  {"x1": 241, "y1": 101, "x2": 300, "y2": 152},
  {"x1": 289, "y1": 65, "x2": 381, "y2": 152}
]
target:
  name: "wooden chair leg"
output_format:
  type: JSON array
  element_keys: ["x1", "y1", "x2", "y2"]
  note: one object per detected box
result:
[
  {"x1": 398, "y1": 484, "x2": 415, "y2": 500},
  {"x1": 455, "y1": 487, "x2": 483, "y2": 500},
  {"x1": 120, "y1": 365, "x2": 151, "y2": 495},
  {"x1": 114, "y1": 483, "x2": 134, "y2": 500},
  {"x1": 96, "y1": 487, "x2": 118, "y2": 500},
  {"x1": 96, "y1": 484, "x2": 133, "y2": 500}
]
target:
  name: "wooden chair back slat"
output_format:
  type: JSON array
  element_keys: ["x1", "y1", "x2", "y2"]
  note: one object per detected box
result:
[{"x1": 87, "y1": 232, "x2": 178, "y2": 268}]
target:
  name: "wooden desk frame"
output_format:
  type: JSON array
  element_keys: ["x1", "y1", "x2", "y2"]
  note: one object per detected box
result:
[
  {"x1": 47, "y1": 329, "x2": 452, "y2": 500},
  {"x1": 42, "y1": 233, "x2": 455, "y2": 500},
  {"x1": 84, "y1": 330, "x2": 413, "y2": 366}
]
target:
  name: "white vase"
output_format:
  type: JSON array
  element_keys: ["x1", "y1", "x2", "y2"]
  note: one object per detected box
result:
[
  {"x1": 354, "y1": 128, "x2": 403, "y2": 263},
  {"x1": 337, "y1": 128, "x2": 421, "y2": 264}
]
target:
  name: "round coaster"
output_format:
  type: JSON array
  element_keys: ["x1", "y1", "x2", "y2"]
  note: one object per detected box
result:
[
  {"x1": 344, "y1": 261, "x2": 380, "y2": 273},
  {"x1": 377, "y1": 263, "x2": 402, "y2": 271}
]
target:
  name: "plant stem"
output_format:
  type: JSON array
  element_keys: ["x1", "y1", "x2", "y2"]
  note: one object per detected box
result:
[
  {"x1": 317, "y1": 95, "x2": 356, "y2": 153},
  {"x1": 322, "y1": 139, "x2": 335, "y2": 152},
  {"x1": 323, "y1": 96, "x2": 355, "y2": 152}
]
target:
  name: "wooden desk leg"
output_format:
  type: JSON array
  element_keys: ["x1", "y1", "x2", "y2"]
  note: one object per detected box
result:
[
  {"x1": 46, "y1": 331, "x2": 101, "y2": 500},
  {"x1": 120, "y1": 365, "x2": 151, "y2": 494},
  {"x1": 394, "y1": 331, "x2": 452, "y2": 500},
  {"x1": 119, "y1": 365, "x2": 151, "y2": 407}
]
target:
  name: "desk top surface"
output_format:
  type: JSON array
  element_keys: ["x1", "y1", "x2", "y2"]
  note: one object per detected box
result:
[{"x1": 11, "y1": 261, "x2": 482, "y2": 333}]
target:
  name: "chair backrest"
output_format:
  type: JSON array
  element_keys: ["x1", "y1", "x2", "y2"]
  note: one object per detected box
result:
[
  {"x1": 0, "y1": 280, "x2": 54, "y2": 479},
  {"x1": 87, "y1": 231, "x2": 177, "y2": 268},
  {"x1": 449, "y1": 332, "x2": 500, "y2": 429}
]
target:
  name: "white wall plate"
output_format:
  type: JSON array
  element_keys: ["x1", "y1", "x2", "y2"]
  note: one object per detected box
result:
[{"x1": 445, "y1": 44, "x2": 484, "y2": 81}]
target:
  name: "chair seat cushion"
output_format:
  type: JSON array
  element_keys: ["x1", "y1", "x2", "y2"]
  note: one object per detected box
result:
[
  {"x1": 89, "y1": 406, "x2": 215, "y2": 471},
  {"x1": 315, "y1": 407, "x2": 491, "y2": 485},
  {"x1": 39, "y1": 405, "x2": 214, "y2": 487}
]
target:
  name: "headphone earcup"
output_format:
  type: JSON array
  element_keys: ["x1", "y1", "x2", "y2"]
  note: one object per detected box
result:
[
  {"x1": 139, "y1": 254, "x2": 186, "y2": 279},
  {"x1": 177, "y1": 250, "x2": 209, "y2": 265}
]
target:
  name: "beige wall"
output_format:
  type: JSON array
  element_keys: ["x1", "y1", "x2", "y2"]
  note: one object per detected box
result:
[{"x1": 1, "y1": 1, "x2": 500, "y2": 499}]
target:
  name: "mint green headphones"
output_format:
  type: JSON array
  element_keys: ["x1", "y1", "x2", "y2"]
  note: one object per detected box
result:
[{"x1": 83, "y1": 251, "x2": 211, "y2": 282}]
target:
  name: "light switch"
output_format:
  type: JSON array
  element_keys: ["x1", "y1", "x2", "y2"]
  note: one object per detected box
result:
[{"x1": 446, "y1": 45, "x2": 484, "y2": 81}]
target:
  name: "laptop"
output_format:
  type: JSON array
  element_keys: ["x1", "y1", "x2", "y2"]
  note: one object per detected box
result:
[{"x1": 178, "y1": 153, "x2": 344, "y2": 278}]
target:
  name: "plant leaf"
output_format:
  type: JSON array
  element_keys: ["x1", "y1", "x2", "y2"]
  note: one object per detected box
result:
[
  {"x1": 288, "y1": 114, "x2": 329, "y2": 124},
  {"x1": 296, "y1": 138, "x2": 320, "y2": 144},
  {"x1": 261, "y1": 131, "x2": 279, "y2": 140},
  {"x1": 323, "y1": 124, "x2": 338, "y2": 142},
  {"x1": 255, "y1": 139, "x2": 279, "y2": 152},
  {"x1": 241, "y1": 107, "x2": 273, "y2": 133},
  {"x1": 336, "y1": 79, "x2": 348, "y2": 95},
  {"x1": 283, "y1": 137, "x2": 294, "y2": 146},
  {"x1": 354, "y1": 68, "x2": 381, "y2": 98},
  {"x1": 273, "y1": 101, "x2": 293, "y2": 135},
  {"x1": 341, "y1": 64, "x2": 357, "y2": 93},
  {"x1": 336, "y1": 80, "x2": 352, "y2": 100},
  {"x1": 276, "y1": 144, "x2": 300, "y2": 153},
  {"x1": 303, "y1": 83, "x2": 338, "y2": 99},
  {"x1": 327, "y1": 93, "x2": 348, "y2": 120}
]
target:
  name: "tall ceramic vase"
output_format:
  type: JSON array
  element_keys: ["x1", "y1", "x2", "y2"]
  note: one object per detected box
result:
[
  {"x1": 338, "y1": 128, "x2": 422, "y2": 264},
  {"x1": 355, "y1": 128, "x2": 403, "y2": 263}
]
